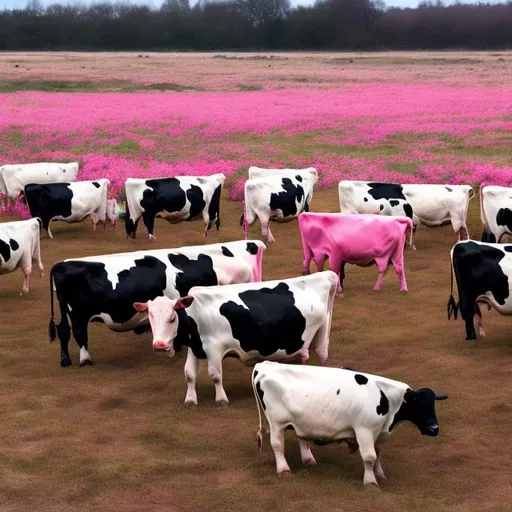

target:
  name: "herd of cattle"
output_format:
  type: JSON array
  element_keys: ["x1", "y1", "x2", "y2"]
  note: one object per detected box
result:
[{"x1": 1, "y1": 160, "x2": 511, "y2": 487}]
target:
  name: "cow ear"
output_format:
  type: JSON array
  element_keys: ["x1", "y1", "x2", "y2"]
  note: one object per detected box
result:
[
  {"x1": 174, "y1": 296, "x2": 194, "y2": 310},
  {"x1": 404, "y1": 389, "x2": 417, "y2": 402},
  {"x1": 133, "y1": 302, "x2": 148, "y2": 312},
  {"x1": 435, "y1": 393, "x2": 448, "y2": 401}
]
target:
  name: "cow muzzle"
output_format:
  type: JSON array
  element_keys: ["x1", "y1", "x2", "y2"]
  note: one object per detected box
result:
[{"x1": 153, "y1": 340, "x2": 172, "y2": 353}]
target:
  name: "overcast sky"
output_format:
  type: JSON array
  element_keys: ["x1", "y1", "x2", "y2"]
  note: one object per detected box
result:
[{"x1": 1, "y1": 0, "x2": 507, "y2": 12}]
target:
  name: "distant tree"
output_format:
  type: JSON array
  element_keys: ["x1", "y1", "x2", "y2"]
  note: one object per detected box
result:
[
  {"x1": 25, "y1": 0, "x2": 43, "y2": 14},
  {"x1": 161, "y1": 0, "x2": 190, "y2": 12},
  {"x1": 235, "y1": 0, "x2": 290, "y2": 26}
]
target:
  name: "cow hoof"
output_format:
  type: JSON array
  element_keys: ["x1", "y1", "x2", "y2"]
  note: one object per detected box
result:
[
  {"x1": 79, "y1": 359, "x2": 94, "y2": 367},
  {"x1": 184, "y1": 398, "x2": 198, "y2": 406},
  {"x1": 278, "y1": 469, "x2": 292, "y2": 477},
  {"x1": 61, "y1": 357, "x2": 72, "y2": 368},
  {"x1": 216, "y1": 399, "x2": 229, "y2": 406},
  {"x1": 302, "y1": 457, "x2": 317, "y2": 467},
  {"x1": 365, "y1": 482, "x2": 381, "y2": 491}
]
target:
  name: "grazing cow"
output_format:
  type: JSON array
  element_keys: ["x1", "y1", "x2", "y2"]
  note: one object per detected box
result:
[
  {"x1": 124, "y1": 174, "x2": 225, "y2": 240},
  {"x1": 0, "y1": 162, "x2": 79, "y2": 200},
  {"x1": 447, "y1": 239, "x2": 512, "y2": 340},
  {"x1": 48, "y1": 240, "x2": 266, "y2": 367},
  {"x1": 24, "y1": 179, "x2": 119, "y2": 238},
  {"x1": 242, "y1": 174, "x2": 317, "y2": 243},
  {"x1": 248, "y1": 166, "x2": 319, "y2": 188},
  {"x1": 134, "y1": 271, "x2": 338, "y2": 405},
  {"x1": 480, "y1": 183, "x2": 512, "y2": 243},
  {"x1": 0, "y1": 218, "x2": 45, "y2": 294},
  {"x1": 252, "y1": 362, "x2": 448, "y2": 487},
  {"x1": 298, "y1": 212, "x2": 413, "y2": 292},
  {"x1": 338, "y1": 181, "x2": 474, "y2": 248}
]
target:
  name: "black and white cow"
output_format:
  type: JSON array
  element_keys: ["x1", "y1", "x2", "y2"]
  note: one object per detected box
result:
[
  {"x1": 0, "y1": 162, "x2": 79, "y2": 200},
  {"x1": 24, "y1": 179, "x2": 119, "y2": 238},
  {"x1": 133, "y1": 271, "x2": 339, "y2": 405},
  {"x1": 242, "y1": 174, "x2": 317, "y2": 243},
  {"x1": 448, "y1": 239, "x2": 512, "y2": 340},
  {"x1": 48, "y1": 240, "x2": 266, "y2": 367},
  {"x1": 0, "y1": 218, "x2": 45, "y2": 294},
  {"x1": 252, "y1": 362, "x2": 448, "y2": 487},
  {"x1": 480, "y1": 184, "x2": 512, "y2": 243},
  {"x1": 338, "y1": 181, "x2": 474, "y2": 248},
  {"x1": 124, "y1": 174, "x2": 225, "y2": 240}
]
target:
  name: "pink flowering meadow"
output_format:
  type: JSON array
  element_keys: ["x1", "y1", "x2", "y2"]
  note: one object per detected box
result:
[{"x1": 1, "y1": 52, "x2": 511, "y2": 214}]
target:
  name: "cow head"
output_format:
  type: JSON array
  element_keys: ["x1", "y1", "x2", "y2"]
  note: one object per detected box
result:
[
  {"x1": 133, "y1": 295, "x2": 194, "y2": 355},
  {"x1": 390, "y1": 388, "x2": 448, "y2": 436}
]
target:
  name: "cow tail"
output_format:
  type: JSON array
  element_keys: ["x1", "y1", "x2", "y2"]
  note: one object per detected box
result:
[
  {"x1": 241, "y1": 200, "x2": 249, "y2": 240},
  {"x1": 251, "y1": 367, "x2": 265, "y2": 451},
  {"x1": 48, "y1": 265, "x2": 57, "y2": 342},
  {"x1": 408, "y1": 219, "x2": 414, "y2": 249},
  {"x1": 447, "y1": 256, "x2": 459, "y2": 321}
]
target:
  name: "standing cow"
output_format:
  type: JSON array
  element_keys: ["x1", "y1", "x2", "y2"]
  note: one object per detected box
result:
[
  {"x1": 338, "y1": 181, "x2": 474, "y2": 248},
  {"x1": 0, "y1": 162, "x2": 79, "y2": 200},
  {"x1": 298, "y1": 212, "x2": 413, "y2": 292},
  {"x1": 124, "y1": 174, "x2": 225, "y2": 240},
  {"x1": 48, "y1": 240, "x2": 266, "y2": 367},
  {"x1": 480, "y1": 183, "x2": 512, "y2": 243},
  {"x1": 0, "y1": 218, "x2": 45, "y2": 294},
  {"x1": 24, "y1": 179, "x2": 119, "y2": 238},
  {"x1": 134, "y1": 271, "x2": 339, "y2": 405},
  {"x1": 242, "y1": 174, "x2": 317, "y2": 243},
  {"x1": 252, "y1": 362, "x2": 448, "y2": 487},
  {"x1": 448, "y1": 239, "x2": 512, "y2": 340}
]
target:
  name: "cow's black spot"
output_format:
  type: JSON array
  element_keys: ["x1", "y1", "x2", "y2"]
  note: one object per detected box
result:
[
  {"x1": 24, "y1": 183, "x2": 73, "y2": 232},
  {"x1": 367, "y1": 182, "x2": 406, "y2": 200},
  {"x1": 337, "y1": 389, "x2": 340, "y2": 395},
  {"x1": 246, "y1": 242, "x2": 258, "y2": 255},
  {"x1": 92, "y1": 182, "x2": 100, "y2": 188},
  {"x1": 504, "y1": 246, "x2": 512, "y2": 252},
  {"x1": 389, "y1": 200, "x2": 399, "y2": 207},
  {"x1": 221, "y1": 246, "x2": 234, "y2": 257},
  {"x1": 253, "y1": 370, "x2": 258, "y2": 378},
  {"x1": 219, "y1": 282, "x2": 306, "y2": 357},
  {"x1": 363, "y1": 197, "x2": 368, "y2": 202},
  {"x1": 0, "y1": 239, "x2": 12, "y2": 263},
  {"x1": 207, "y1": 184, "x2": 222, "y2": 231},
  {"x1": 403, "y1": 203, "x2": 414, "y2": 220},
  {"x1": 313, "y1": 440, "x2": 332, "y2": 446},
  {"x1": 174, "y1": 309, "x2": 206, "y2": 359},
  {"x1": 379, "y1": 204, "x2": 384, "y2": 211},
  {"x1": 376, "y1": 390, "x2": 389, "y2": 415},
  {"x1": 168, "y1": 253, "x2": 218, "y2": 296},
  {"x1": 295, "y1": 175, "x2": 303, "y2": 182},
  {"x1": 269, "y1": 178, "x2": 305, "y2": 218},
  {"x1": 481, "y1": 230, "x2": 497, "y2": 243},
  {"x1": 9, "y1": 239, "x2": 19, "y2": 251},
  {"x1": 496, "y1": 208, "x2": 512, "y2": 234},
  {"x1": 256, "y1": 381, "x2": 266, "y2": 410},
  {"x1": 445, "y1": 186, "x2": 453, "y2": 192},
  {"x1": 186, "y1": 184, "x2": 207, "y2": 219},
  {"x1": 355, "y1": 374, "x2": 368, "y2": 385}
]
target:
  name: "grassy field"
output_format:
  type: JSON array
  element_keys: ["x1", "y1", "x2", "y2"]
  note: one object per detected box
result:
[{"x1": 0, "y1": 189, "x2": 511, "y2": 512}]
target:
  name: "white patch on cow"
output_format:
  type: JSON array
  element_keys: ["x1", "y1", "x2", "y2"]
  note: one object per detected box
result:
[{"x1": 80, "y1": 347, "x2": 92, "y2": 365}]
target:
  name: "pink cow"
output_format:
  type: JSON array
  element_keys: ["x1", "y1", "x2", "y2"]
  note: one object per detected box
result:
[{"x1": 298, "y1": 212, "x2": 414, "y2": 293}]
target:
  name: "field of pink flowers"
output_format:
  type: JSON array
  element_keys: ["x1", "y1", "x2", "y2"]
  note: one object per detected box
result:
[{"x1": 1, "y1": 52, "x2": 511, "y2": 216}]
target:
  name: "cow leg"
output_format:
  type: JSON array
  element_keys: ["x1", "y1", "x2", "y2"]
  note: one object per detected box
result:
[
  {"x1": 207, "y1": 355, "x2": 228, "y2": 405},
  {"x1": 262, "y1": 221, "x2": 275, "y2": 243},
  {"x1": 21, "y1": 265, "x2": 32, "y2": 295},
  {"x1": 142, "y1": 211, "x2": 157, "y2": 241},
  {"x1": 57, "y1": 315, "x2": 72, "y2": 367},
  {"x1": 355, "y1": 429, "x2": 379, "y2": 487},
  {"x1": 374, "y1": 445, "x2": 386, "y2": 481},
  {"x1": 391, "y1": 256, "x2": 407, "y2": 292},
  {"x1": 270, "y1": 425, "x2": 291, "y2": 474},
  {"x1": 203, "y1": 211, "x2": 211, "y2": 238},
  {"x1": 71, "y1": 316, "x2": 93, "y2": 366},
  {"x1": 302, "y1": 250, "x2": 312, "y2": 276},
  {"x1": 184, "y1": 348, "x2": 199, "y2": 405},
  {"x1": 475, "y1": 304, "x2": 485, "y2": 337},
  {"x1": 373, "y1": 257, "x2": 389, "y2": 292},
  {"x1": 459, "y1": 296, "x2": 477, "y2": 341},
  {"x1": 339, "y1": 261, "x2": 346, "y2": 290},
  {"x1": 299, "y1": 440, "x2": 317, "y2": 467}
]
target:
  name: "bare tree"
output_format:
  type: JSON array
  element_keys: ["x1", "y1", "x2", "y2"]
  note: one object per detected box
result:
[
  {"x1": 161, "y1": 0, "x2": 190, "y2": 12},
  {"x1": 235, "y1": 0, "x2": 290, "y2": 26},
  {"x1": 25, "y1": 0, "x2": 43, "y2": 13}
]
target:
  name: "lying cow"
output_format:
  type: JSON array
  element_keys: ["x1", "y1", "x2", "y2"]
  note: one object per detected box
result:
[
  {"x1": 0, "y1": 162, "x2": 79, "y2": 200},
  {"x1": 124, "y1": 173, "x2": 225, "y2": 240},
  {"x1": 252, "y1": 362, "x2": 448, "y2": 487},
  {"x1": 0, "y1": 218, "x2": 45, "y2": 294},
  {"x1": 480, "y1": 183, "x2": 512, "y2": 243},
  {"x1": 338, "y1": 181, "x2": 474, "y2": 248},
  {"x1": 24, "y1": 179, "x2": 119, "y2": 238},
  {"x1": 248, "y1": 166, "x2": 318, "y2": 186},
  {"x1": 298, "y1": 212, "x2": 413, "y2": 292},
  {"x1": 242, "y1": 174, "x2": 317, "y2": 243},
  {"x1": 48, "y1": 240, "x2": 266, "y2": 367},
  {"x1": 447, "y1": 239, "x2": 512, "y2": 340},
  {"x1": 134, "y1": 271, "x2": 338, "y2": 405}
]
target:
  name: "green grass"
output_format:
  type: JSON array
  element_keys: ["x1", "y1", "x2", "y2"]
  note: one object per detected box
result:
[{"x1": 109, "y1": 139, "x2": 141, "y2": 154}]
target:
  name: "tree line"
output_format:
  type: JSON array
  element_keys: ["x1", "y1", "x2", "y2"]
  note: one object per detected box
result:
[{"x1": 1, "y1": 0, "x2": 511, "y2": 51}]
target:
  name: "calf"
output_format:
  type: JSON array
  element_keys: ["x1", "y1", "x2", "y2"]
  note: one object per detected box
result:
[
  {"x1": 480, "y1": 183, "x2": 512, "y2": 243},
  {"x1": 447, "y1": 239, "x2": 512, "y2": 340},
  {"x1": 242, "y1": 174, "x2": 317, "y2": 243},
  {"x1": 134, "y1": 271, "x2": 338, "y2": 405},
  {"x1": 124, "y1": 173, "x2": 225, "y2": 240},
  {"x1": 252, "y1": 362, "x2": 448, "y2": 487},
  {"x1": 0, "y1": 218, "x2": 45, "y2": 294},
  {"x1": 298, "y1": 212, "x2": 413, "y2": 292},
  {"x1": 0, "y1": 162, "x2": 79, "y2": 200},
  {"x1": 48, "y1": 240, "x2": 266, "y2": 367},
  {"x1": 338, "y1": 181, "x2": 473, "y2": 248},
  {"x1": 24, "y1": 179, "x2": 119, "y2": 238}
]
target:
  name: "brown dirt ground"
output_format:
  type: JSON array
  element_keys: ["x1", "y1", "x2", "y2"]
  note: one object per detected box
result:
[{"x1": 0, "y1": 189, "x2": 511, "y2": 512}]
